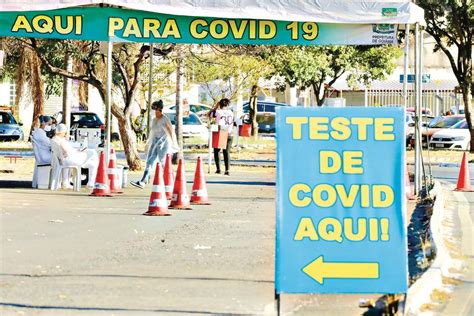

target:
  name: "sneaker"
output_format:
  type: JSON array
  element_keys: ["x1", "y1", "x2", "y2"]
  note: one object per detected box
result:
[
  {"x1": 215, "y1": 170, "x2": 221, "y2": 174},
  {"x1": 224, "y1": 171, "x2": 230, "y2": 176},
  {"x1": 86, "y1": 184, "x2": 95, "y2": 190},
  {"x1": 62, "y1": 184, "x2": 73, "y2": 190},
  {"x1": 130, "y1": 181, "x2": 144, "y2": 189}
]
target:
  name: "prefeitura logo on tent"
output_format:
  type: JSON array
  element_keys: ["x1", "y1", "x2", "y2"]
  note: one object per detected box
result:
[
  {"x1": 370, "y1": 24, "x2": 397, "y2": 44},
  {"x1": 382, "y1": 8, "x2": 398, "y2": 17}
]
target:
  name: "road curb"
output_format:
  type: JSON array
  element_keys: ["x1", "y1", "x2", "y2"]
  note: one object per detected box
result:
[{"x1": 404, "y1": 181, "x2": 455, "y2": 315}]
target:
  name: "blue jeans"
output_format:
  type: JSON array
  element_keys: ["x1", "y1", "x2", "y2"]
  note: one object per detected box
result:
[{"x1": 141, "y1": 135, "x2": 169, "y2": 183}]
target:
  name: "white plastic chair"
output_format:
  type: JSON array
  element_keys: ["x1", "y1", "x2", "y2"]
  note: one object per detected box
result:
[
  {"x1": 31, "y1": 139, "x2": 51, "y2": 188},
  {"x1": 49, "y1": 142, "x2": 81, "y2": 191}
]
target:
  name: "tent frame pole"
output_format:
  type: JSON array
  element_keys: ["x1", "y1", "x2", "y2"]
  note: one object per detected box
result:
[
  {"x1": 147, "y1": 42, "x2": 154, "y2": 137},
  {"x1": 105, "y1": 40, "x2": 113, "y2": 166},
  {"x1": 414, "y1": 23, "x2": 423, "y2": 195},
  {"x1": 403, "y1": 24, "x2": 410, "y2": 108}
]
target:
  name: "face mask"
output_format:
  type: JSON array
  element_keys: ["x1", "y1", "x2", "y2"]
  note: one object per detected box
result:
[{"x1": 44, "y1": 125, "x2": 52, "y2": 132}]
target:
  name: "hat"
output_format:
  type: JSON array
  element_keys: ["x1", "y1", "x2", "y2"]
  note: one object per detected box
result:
[
  {"x1": 151, "y1": 100, "x2": 164, "y2": 110},
  {"x1": 56, "y1": 123, "x2": 68, "y2": 134},
  {"x1": 39, "y1": 115, "x2": 52, "y2": 124}
]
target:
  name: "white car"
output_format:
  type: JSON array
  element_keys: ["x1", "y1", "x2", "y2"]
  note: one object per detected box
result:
[
  {"x1": 430, "y1": 119, "x2": 470, "y2": 150},
  {"x1": 164, "y1": 103, "x2": 212, "y2": 120},
  {"x1": 164, "y1": 112, "x2": 209, "y2": 140}
]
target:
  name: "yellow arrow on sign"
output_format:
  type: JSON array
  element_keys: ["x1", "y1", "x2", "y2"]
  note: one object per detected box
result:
[{"x1": 302, "y1": 256, "x2": 379, "y2": 284}]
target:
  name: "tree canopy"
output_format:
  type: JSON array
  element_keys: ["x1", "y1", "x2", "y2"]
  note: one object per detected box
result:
[
  {"x1": 416, "y1": 0, "x2": 473, "y2": 152},
  {"x1": 266, "y1": 45, "x2": 402, "y2": 106}
]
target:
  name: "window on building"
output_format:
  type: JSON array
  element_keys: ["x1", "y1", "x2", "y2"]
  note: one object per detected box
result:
[{"x1": 9, "y1": 80, "x2": 16, "y2": 106}]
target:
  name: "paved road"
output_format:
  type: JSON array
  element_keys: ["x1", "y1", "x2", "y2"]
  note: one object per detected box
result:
[
  {"x1": 0, "y1": 164, "x2": 379, "y2": 315},
  {"x1": 1, "y1": 155, "x2": 471, "y2": 315},
  {"x1": 0, "y1": 170, "x2": 278, "y2": 315}
]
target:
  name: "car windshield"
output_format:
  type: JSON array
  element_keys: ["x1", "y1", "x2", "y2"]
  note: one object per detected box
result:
[
  {"x1": 431, "y1": 116, "x2": 463, "y2": 128},
  {"x1": 242, "y1": 103, "x2": 266, "y2": 112},
  {"x1": 169, "y1": 105, "x2": 209, "y2": 113},
  {"x1": 72, "y1": 113, "x2": 101, "y2": 124},
  {"x1": 450, "y1": 120, "x2": 468, "y2": 129},
  {"x1": 166, "y1": 113, "x2": 201, "y2": 125},
  {"x1": 0, "y1": 112, "x2": 16, "y2": 124}
]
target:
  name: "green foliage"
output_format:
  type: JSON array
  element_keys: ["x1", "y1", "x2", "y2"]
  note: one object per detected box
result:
[
  {"x1": 190, "y1": 46, "x2": 271, "y2": 103},
  {"x1": 416, "y1": 0, "x2": 473, "y2": 152},
  {"x1": 415, "y1": 0, "x2": 473, "y2": 85},
  {"x1": 266, "y1": 45, "x2": 401, "y2": 105},
  {"x1": 347, "y1": 45, "x2": 402, "y2": 88}
]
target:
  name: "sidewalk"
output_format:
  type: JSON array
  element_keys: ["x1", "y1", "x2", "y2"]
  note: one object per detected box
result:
[{"x1": 437, "y1": 183, "x2": 474, "y2": 315}]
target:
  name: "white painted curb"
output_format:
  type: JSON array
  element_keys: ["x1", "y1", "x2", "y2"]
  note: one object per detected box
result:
[{"x1": 404, "y1": 181, "x2": 455, "y2": 315}]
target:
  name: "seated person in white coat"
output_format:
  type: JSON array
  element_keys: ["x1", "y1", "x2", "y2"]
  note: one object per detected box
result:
[
  {"x1": 31, "y1": 115, "x2": 52, "y2": 164},
  {"x1": 51, "y1": 124, "x2": 99, "y2": 189}
]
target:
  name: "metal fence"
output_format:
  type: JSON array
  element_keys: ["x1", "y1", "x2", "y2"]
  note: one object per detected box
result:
[{"x1": 366, "y1": 89, "x2": 463, "y2": 115}]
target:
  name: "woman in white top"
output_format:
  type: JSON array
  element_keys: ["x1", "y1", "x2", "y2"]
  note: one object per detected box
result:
[
  {"x1": 208, "y1": 98, "x2": 234, "y2": 175},
  {"x1": 131, "y1": 100, "x2": 178, "y2": 189},
  {"x1": 31, "y1": 115, "x2": 53, "y2": 165},
  {"x1": 52, "y1": 124, "x2": 99, "y2": 189}
]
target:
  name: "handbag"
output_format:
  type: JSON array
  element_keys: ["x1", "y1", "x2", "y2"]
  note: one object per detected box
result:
[{"x1": 212, "y1": 130, "x2": 229, "y2": 149}]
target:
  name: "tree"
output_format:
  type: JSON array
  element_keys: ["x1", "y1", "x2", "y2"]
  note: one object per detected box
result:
[
  {"x1": 1, "y1": 42, "x2": 45, "y2": 135},
  {"x1": 191, "y1": 45, "x2": 270, "y2": 104},
  {"x1": 266, "y1": 45, "x2": 401, "y2": 106},
  {"x1": 416, "y1": 0, "x2": 473, "y2": 152},
  {"x1": 11, "y1": 39, "x2": 174, "y2": 170}
]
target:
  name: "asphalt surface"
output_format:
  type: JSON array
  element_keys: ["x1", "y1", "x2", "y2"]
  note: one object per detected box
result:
[
  {"x1": 0, "y1": 166, "x2": 375, "y2": 316},
  {"x1": 0, "y1": 154, "x2": 471, "y2": 315}
]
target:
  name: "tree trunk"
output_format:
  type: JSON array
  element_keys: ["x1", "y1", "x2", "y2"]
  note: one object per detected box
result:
[
  {"x1": 175, "y1": 53, "x2": 184, "y2": 159},
  {"x1": 62, "y1": 53, "x2": 72, "y2": 128},
  {"x1": 78, "y1": 81, "x2": 89, "y2": 110},
  {"x1": 312, "y1": 83, "x2": 325, "y2": 107},
  {"x1": 116, "y1": 111, "x2": 142, "y2": 170},
  {"x1": 461, "y1": 82, "x2": 474, "y2": 153},
  {"x1": 249, "y1": 85, "x2": 258, "y2": 139},
  {"x1": 28, "y1": 52, "x2": 44, "y2": 139}
]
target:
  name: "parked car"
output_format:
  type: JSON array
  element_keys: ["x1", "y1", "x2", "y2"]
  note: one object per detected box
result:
[
  {"x1": 164, "y1": 103, "x2": 212, "y2": 123},
  {"x1": 430, "y1": 119, "x2": 470, "y2": 150},
  {"x1": 409, "y1": 115, "x2": 464, "y2": 148},
  {"x1": 165, "y1": 112, "x2": 208, "y2": 140},
  {"x1": 70, "y1": 111, "x2": 105, "y2": 145},
  {"x1": 406, "y1": 107, "x2": 432, "y2": 116},
  {"x1": 241, "y1": 101, "x2": 290, "y2": 133},
  {"x1": 165, "y1": 103, "x2": 211, "y2": 115},
  {"x1": 0, "y1": 111, "x2": 24, "y2": 141}
]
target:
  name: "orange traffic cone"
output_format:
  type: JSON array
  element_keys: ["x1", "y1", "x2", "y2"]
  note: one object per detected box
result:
[
  {"x1": 169, "y1": 159, "x2": 192, "y2": 210},
  {"x1": 108, "y1": 147, "x2": 123, "y2": 194},
  {"x1": 90, "y1": 151, "x2": 112, "y2": 197},
  {"x1": 191, "y1": 156, "x2": 211, "y2": 205},
  {"x1": 455, "y1": 152, "x2": 473, "y2": 192},
  {"x1": 405, "y1": 163, "x2": 416, "y2": 200},
  {"x1": 164, "y1": 153, "x2": 174, "y2": 200},
  {"x1": 144, "y1": 162, "x2": 171, "y2": 216}
]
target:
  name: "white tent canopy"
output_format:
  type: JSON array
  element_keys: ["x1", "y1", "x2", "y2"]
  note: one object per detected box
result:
[{"x1": 0, "y1": 0, "x2": 424, "y2": 24}]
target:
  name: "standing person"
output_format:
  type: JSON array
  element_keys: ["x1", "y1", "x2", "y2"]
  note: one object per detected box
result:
[
  {"x1": 51, "y1": 124, "x2": 99, "y2": 189},
  {"x1": 131, "y1": 100, "x2": 178, "y2": 189},
  {"x1": 209, "y1": 98, "x2": 234, "y2": 175},
  {"x1": 31, "y1": 115, "x2": 53, "y2": 164},
  {"x1": 132, "y1": 108, "x2": 147, "y2": 142}
]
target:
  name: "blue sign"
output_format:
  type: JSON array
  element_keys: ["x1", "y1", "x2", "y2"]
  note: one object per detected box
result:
[
  {"x1": 399, "y1": 74, "x2": 431, "y2": 83},
  {"x1": 275, "y1": 107, "x2": 407, "y2": 294}
]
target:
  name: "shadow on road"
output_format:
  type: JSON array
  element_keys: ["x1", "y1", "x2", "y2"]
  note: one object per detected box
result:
[
  {"x1": 0, "y1": 273, "x2": 273, "y2": 284},
  {"x1": 0, "y1": 302, "x2": 249, "y2": 315},
  {"x1": 0, "y1": 180, "x2": 32, "y2": 189}
]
